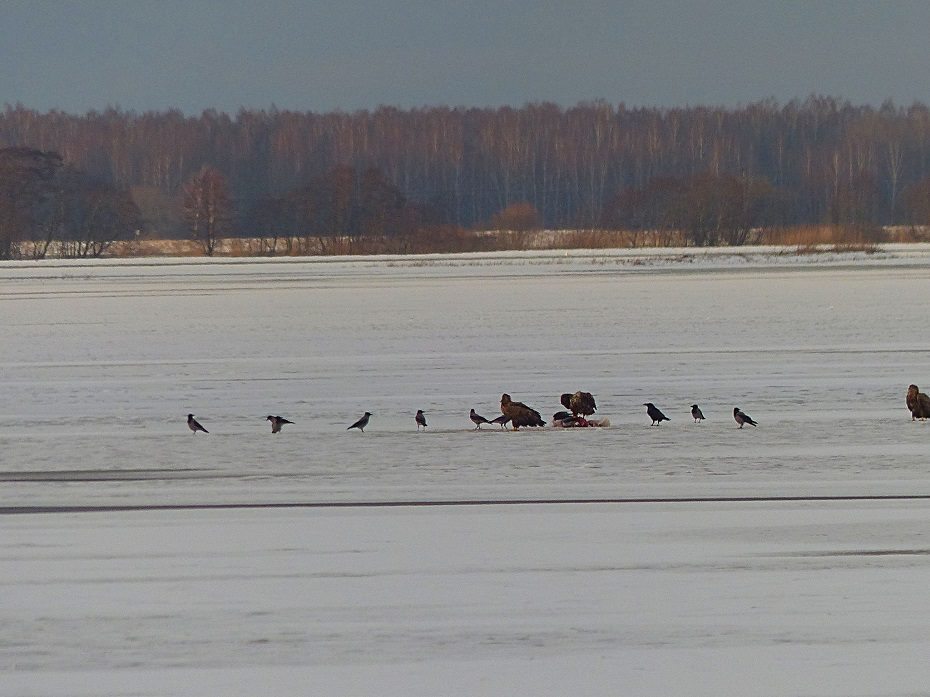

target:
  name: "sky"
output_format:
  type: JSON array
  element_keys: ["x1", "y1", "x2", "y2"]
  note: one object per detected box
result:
[{"x1": 2, "y1": 1, "x2": 930, "y2": 115}]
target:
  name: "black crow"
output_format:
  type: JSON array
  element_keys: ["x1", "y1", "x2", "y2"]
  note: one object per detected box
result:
[
  {"x1": 552, "y1": 411, "x2": 579, "y2": 427},
  {"x1": 415, "y1": 410, "x2": 427, "y2": 430},
  {"x1": 643, "y1": 403, "x2": 669, "y2": 426},
  {"x1": 690, "y1": 404, "x2": 705, "y2": 422},
  {"x1": 490, "y1": 415, "x2": 510, "y2": 429}
]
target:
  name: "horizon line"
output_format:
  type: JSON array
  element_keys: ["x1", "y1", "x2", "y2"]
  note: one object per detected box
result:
[{"x1": 1, "y1": 94, "x2": 922, "y2": 119}]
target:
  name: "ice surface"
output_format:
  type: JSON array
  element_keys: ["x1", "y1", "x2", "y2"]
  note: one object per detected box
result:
[
  {"x1": 3, "y1": 247, "x2": 930, "y2": 695},
  {"x1": 6, "y1": 503, "x2": 930, "y2": 696}
]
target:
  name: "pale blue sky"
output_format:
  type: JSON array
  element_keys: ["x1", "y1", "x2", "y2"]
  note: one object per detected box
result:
[{"x1": 2, "y1": 1, "x2": 930, "y2": 114}]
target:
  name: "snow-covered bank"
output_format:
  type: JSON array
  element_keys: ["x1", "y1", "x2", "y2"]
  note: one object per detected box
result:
[{"x1": 1, "y1": 242, "x2": 930, "y2": 280}]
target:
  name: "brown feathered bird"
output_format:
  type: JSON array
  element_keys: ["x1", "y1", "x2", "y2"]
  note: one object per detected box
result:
[
  {"x1": 560, "y1": 391, "x2": 597, "y2": 417},
  {"x1": 500, "y1": 393, "x2": 545, "y2": 430},
  {"x1": 906, "y1": 384, "x2": 930, "y2": 420}
]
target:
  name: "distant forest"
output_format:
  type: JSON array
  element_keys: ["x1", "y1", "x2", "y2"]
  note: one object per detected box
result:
[{"x1": 4, "y1": 96, "x2": 930, "y2": 257}]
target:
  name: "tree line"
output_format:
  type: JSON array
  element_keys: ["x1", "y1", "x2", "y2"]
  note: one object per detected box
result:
[
  {"x1": 4, "y1": 96, "x2": 930, "y2": 256},
  {"x1": 0, "y1": 147, "x2": 140, "y2": 259}
]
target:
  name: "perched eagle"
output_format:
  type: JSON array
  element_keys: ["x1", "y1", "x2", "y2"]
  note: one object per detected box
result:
[
  {"x1": 560, "y1": 391, "x2": 597, "y2": 417},
  {"x1": 500, "y1": 393, "x2": 545, "y2": 429},
  {"x1": 906, "y1": 384, "x2": 930, "y2": 420}
]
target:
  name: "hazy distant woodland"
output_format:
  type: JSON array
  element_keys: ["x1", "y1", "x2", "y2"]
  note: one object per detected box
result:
[{"x1": 5, "y1": 97, "x2": 930, "y2": 258}]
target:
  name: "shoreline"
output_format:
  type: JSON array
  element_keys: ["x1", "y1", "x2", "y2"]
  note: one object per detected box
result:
[{"x1": 2, "y1": 242, "x2": 930, "y2": 273}]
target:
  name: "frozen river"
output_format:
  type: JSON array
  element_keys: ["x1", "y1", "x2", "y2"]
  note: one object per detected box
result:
[{"x1": 3, "y1": 248, "x2": 930, "y2": 694}]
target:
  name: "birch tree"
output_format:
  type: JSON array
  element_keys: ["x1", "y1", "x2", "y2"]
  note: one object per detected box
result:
[{"x1": 182, "y1": 166, "x2": 233, "y2": 256}]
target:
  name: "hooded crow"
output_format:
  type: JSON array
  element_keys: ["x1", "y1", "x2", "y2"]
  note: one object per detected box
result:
[
  {"x1": 469, "y1": 409, "x2": 491, "y2": 429},
  {"x1": 733, "y1": 407, "x2": 758, "y2": 428},
  {"x1": 906, "y1": 384, "x2": 930, "y2": 420},
  {"x1": 415, "y1": 410, "x2": 427, "y2": 430},
  {"x1": 266, "y1": 415, "x2": 294, "y2": 434},
  {"x1": 691, "y1": 404, "x2": 705, "y2": 422},
  {"x1": 490, "y1": 414, "x2": 511, "y2": 429},
  {"x1": 643, "y1": 403, "x2": 669, "y2": 426},
  {"x1": 348, "y1": 412, "x2": 372, "y2": 432},
  {"x1": 187, "y1": 413, "x2": 208, "y2": 434},
  {"x1": 500, "y1": 394, "x2": 545, "y2": 430}
]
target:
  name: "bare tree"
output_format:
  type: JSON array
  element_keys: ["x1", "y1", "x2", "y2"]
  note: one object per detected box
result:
[
  {"x1": 182, "y1": 166, "x2": 233, "y2": 256},
  {"x1": 0, "y1": 147, "x2": 62, "y2": 258},
  {"x1": 245, "y1": 195, "x2": 294, "y2": 254},
  {"x1": 58, "y1": 170, "x2": 141, "y2": 257}
]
